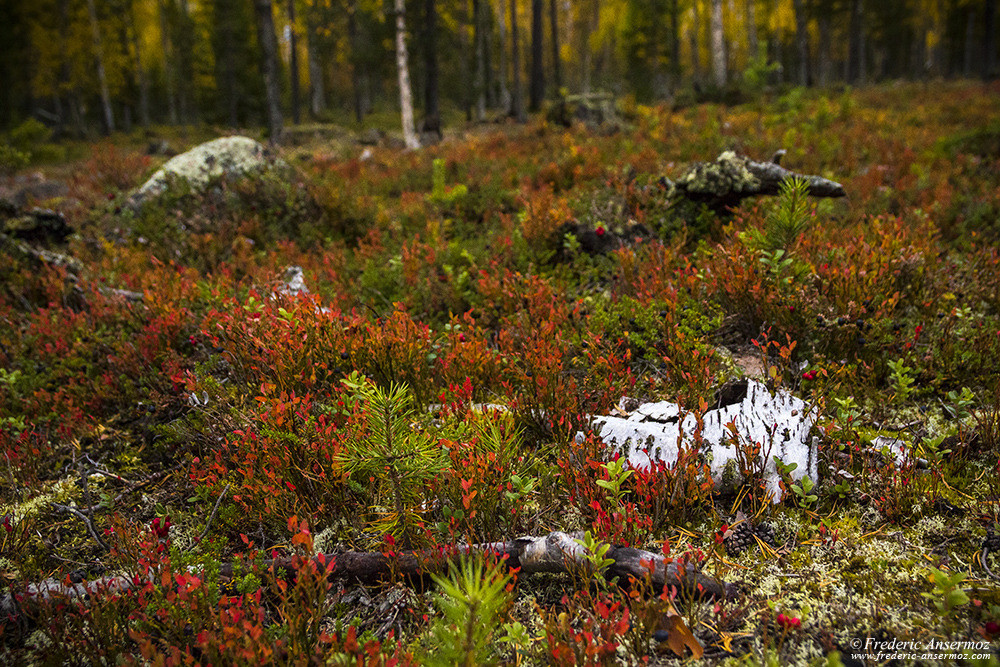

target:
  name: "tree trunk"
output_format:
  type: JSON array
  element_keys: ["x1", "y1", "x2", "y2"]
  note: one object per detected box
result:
[
  {"x1": 306, "y1": 11, "x2": 325, "y2": 117},
  {"x1": 985, "y1": 0, "x2": 997, "y2": 79},
  {"x1": 847, "y1": 0, "x2": 863, "y2": 83},
  {"x1": 85, "y1": 0, "x2": 115, "y2": 134},
  {"x1": 497, "y1": 0, "x2": 511, "y2": 111},
  {"x1": 217, "y1": 0, "x2": 240, "y2": 127},
  {"x1": 792, "y1": 0, "x2": 808, "y2": 85},
  {"x1": 817, "y1": 10, "x2": 831, "y2": 86},
  {"x1": 423, "y1": 0, "x2": 440, "y2": 127},
  {"x1": 175, "y1": 0, "x2": 196, "y2": 124},
  {"x1": 669, "y1": 0, "x2": 681, "y2": 81},
  {"x1": 254, "y1": 0, "x2": 284, "y2": 142},
  {"x1": 159, "y1": 0, "x2": 178, "y2": 125},
  {"x1": 549, "y1": 0, "x2": 562, "y2": 90},
  {"x1": 510, "y1": 0, "x2": 527, "y2": 121},
  {"x1": 964, "y1": 6, "x2": 975, "y2": 77},
  {"x1": 745, "y1": 0, "x2": 757, "y2": 60},
  {"x1": 690, "y1": 0, "x2": 701, "y2": 84},
  {"x1": 128, "y1": 1, "x2": 150, "y2": 128},
  {"x1": 710, "y1": 0, "x2": 726, "y2": 87},
  {"x1": 287, "y1": 0, "x2": 301, "y2": 125},
  {"x1": 474, "y1": 0, "x2": 487, "y2": 120},
  {"x1": 530, "y1": 0, "x2": 544, "y2": 110},
  {"x1": 348, "y1": 1, "x2": 364, "y2": 124},
  {"x1": 394, "y1": 0, "x2": 420, "y2": 148}
]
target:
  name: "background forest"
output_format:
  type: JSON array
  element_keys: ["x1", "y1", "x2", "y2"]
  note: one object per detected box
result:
[{"x1": 1, "y1": 0, "x2": 998, "y2": 140}]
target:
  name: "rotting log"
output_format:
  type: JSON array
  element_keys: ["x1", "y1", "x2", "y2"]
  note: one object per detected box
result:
[
  {"x1": 0, "y1": 531, "x2": 732, "y2": 634},
  {"x1": 659, "y1": 150, "x2": 846, "y2": 211}
]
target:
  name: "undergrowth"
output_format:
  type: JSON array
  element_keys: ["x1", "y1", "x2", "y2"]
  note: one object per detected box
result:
[{"x1": 2, "y1": 81, "x2": 1000, "y2": 665}]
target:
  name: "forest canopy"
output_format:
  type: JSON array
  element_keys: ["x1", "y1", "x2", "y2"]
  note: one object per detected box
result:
[{"x1": 1, "y1": 0, "x2": 997, "y2": 138}]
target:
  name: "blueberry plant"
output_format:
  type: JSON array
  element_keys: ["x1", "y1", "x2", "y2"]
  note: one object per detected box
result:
[{"x1": 2, "y1": 81, "x2": 1000, "y2": 664}]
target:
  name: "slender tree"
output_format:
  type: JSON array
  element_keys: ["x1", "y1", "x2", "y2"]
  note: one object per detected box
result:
[
  {"x1": 510, "y1": 0, "x2": 527, "y2": 121},
  {"x1": 348, "y1": 0, "x2": 364, "y2": 124},
  {"x1": 711, "y1": 0, "x2": 726, "y2": 87},
  {"x1": 549, "y1": 0, "x2": 562, "y2": 90},
  {"x1": 985, "y1": 0, "x2": 997, "y2": 79},
  {"x1": 306, "y1": 5, "x2": 325, "y2": 116},
  {"x1": 160, "y1": 0, "x2": 178, "y2": 125},
  {"x1": 85, "y1": 0, "x2": 115, "y2": 134},
  {"x1": 497, "y1": 0, "x2": 511, "y2": 110},
  {"x1": 394, "y1": 0, "x2": 420, "y2": 148},
  {"x1": 690, "y1": 0, "x2": 702, "y2": 84},
  {"x1": 745, "y1": 0, "x2": 758, "y2": 61},
  {"x1": 847, "y1": 0, "x2": 864, "y2": 83},
  {"x1": 288, "y1": 0, "x2": 301, "y2": 124},
  {"x1": 474, "y1": 0, "x2": 487, "y2": 120},
  {"x1": 817, "y1": 7, "x2": 832, "y2": 86},
  {"x1": 424, "y1": 0, "x2": 440, "y2": 130},
  {"x1": 127, "y1": 0, "x2": 150, "y2": 128},
  {"x1": 530, "y1": 0, "x2": 544, "y2": 109},
  {"x1": 792, "y1": 0, "x2": 809, "y2": 85},
  {"x1": 254, "y1": 0, "x2": 284, "y2": 141}
]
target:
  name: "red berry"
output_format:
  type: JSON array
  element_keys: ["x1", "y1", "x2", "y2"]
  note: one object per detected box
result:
[
  {"x1": 777, "y1": 613, "x2": 787, "y2": 626},
  {"x1": 595, "y1": 226, "x2": 606, "y2": 237}
]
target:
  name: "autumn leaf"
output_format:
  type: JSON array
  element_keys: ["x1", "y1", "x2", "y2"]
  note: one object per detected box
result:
[{"x1": 655, "y1": 602, "x2": 704, "y2": 659}]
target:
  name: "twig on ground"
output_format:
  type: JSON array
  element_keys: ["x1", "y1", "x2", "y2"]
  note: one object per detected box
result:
[
  {"x1": 982, "y1": 547, "x2": 1000, "y2": 582},
  {"x1": 196, "y1": 483, "x2": 231, "y2": 544},
  {"x1": 51, "y1": 503, "x2": 109, "y2": 552}
]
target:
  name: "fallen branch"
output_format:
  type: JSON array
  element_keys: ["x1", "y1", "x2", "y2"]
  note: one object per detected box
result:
[
  {"x1": 0, "y1": 531, "x2": 732, "y2": 632},
  {"x1": 51, "y1": 504, "x2": 109, "y2": 552},
  {"x1": 660, "y1": 150, "x2": 846, "y2": 211}
]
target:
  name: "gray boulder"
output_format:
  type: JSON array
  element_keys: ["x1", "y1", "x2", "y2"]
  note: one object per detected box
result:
[{"x1": 125, "y1": 136, "x2": 283, "y2": 210}]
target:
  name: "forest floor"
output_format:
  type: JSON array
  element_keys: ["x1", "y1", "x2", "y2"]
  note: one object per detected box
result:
[{"x1": 2, "y1": 80, "x2": 1000, "y2": 665}]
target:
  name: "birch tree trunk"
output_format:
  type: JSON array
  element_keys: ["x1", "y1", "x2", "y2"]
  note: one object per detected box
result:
[
  {"x1": 85, "y1": 0, "x2": 115, "y2": 134},
  {"x1": 711, "y1": 0, "x2": 726, "y2": 87},
  {"x1": 254, "y1": 0, "x2": 284, "y2": 142},
  {"x1": 394, "y1": 0, "x2": 420, "y2": 149}
]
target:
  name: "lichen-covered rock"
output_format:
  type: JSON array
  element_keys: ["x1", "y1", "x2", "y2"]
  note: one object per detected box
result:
[
  {"x1": 125, "y1": 136, "x2": 284, "y2": 210},
  {"x1": 592, "y1": 379, "x2": 818, "y2": 502}
]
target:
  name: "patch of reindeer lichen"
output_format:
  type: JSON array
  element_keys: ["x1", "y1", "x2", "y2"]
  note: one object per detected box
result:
[{"x1": 677, "y1": 150, "x2": 761, "y2": 196}]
